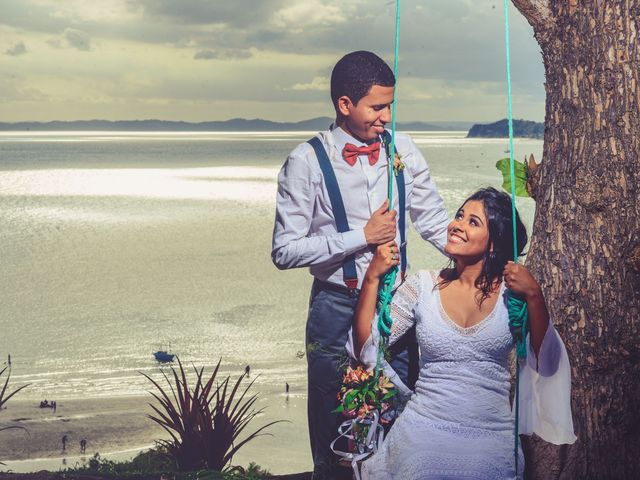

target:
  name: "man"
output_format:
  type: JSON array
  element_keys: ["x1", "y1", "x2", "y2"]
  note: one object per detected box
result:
[{"x1": 272, "y1": 50, "x2": 448, "y2": 479}]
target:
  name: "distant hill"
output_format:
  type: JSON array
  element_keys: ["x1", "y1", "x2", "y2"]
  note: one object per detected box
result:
[
  {"x1": 466, "y1": 119, "x2": 544, "y2": 139},
  {"x1": 0, "y1": 118, "x2": 473, "y2": 132}
]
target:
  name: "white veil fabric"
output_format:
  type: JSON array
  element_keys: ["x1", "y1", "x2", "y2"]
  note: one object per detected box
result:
[{"x1": 519, "y1": 325, "x2": 577, "y2": 445}]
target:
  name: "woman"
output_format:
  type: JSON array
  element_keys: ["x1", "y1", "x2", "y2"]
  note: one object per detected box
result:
[{"x1": 349, "y1": 187, "x2": 575, "y2": 479}]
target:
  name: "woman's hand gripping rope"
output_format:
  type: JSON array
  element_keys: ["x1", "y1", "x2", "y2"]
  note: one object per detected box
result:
[
  {"x1": 365, "y1": 241, "x2": 400, "y2": 338},
  {"x1": 503, "y1": 261, "x2": 547, "y2": 358}
]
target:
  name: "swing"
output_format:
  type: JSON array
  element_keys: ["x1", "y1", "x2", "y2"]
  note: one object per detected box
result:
[{"x1": 335, "y1": 0, "x2": 530, "y2": 476}]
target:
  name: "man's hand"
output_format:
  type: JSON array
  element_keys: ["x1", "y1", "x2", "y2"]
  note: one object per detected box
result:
[{"x1": 364, "y1": 199, "x2": 397, "y2": 245}]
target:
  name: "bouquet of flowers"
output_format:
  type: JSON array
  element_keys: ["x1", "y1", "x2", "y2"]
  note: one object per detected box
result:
[
  {"x1": 331, "y1": 364, "x2": 398, "y2": 462},
  {"x1": 334, "y1": 365, "x2": 397, "y2": 421},
  {"x1": 333, "y1": 364, "x2": 398, "y2": 458}
]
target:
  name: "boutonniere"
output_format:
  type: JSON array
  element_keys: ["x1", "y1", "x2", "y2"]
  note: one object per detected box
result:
[{"x1": 393, "y1": 153, "x2": 405, "y2": 176}]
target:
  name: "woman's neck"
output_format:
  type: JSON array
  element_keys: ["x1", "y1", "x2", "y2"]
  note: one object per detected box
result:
[{"x1": 454, "y1": 258, "x2": 484, "y2": 288}]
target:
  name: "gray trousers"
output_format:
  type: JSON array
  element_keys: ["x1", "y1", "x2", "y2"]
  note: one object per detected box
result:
[{"x1": 306, "y1": 280, "x2": 418, "y2": 479}]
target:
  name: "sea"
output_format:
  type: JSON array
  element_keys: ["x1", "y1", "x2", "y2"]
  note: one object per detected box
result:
[{"x1": 0, "y1": 130, "x2": 542, "y2": 472}]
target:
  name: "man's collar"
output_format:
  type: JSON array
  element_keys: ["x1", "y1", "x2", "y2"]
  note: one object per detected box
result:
[
  {"x1": 330, "y1": 123, "x2": 372, "y2": 149},
  {"x1": 326, "y1": 123, "x2": 388, "y2": 165}
]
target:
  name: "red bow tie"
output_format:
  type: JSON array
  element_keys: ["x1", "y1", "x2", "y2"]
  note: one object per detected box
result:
[{"x1": 342, "y1": 141, "x2": 381, "y2": 166}]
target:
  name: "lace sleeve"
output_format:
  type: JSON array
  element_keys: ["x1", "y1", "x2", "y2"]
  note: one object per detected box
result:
[
  {"x1": 388, "y1": 272, "x2": 423, "y2": 346},
  {"x1": 345, "y1": 272, "x2": 426, "y2": 401},
  {"x1": 346, "y1": 272, "x2": 423, "y2": 365}
]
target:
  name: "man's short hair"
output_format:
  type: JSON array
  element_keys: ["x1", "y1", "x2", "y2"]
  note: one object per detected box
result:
[{"x1": 330, "y1": 51, "x2": 395, "y2": 110}]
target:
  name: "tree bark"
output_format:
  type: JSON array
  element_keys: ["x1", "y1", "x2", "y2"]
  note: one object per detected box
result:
[{"x1": 511, "y1": 0, "x2": 640, "y2": 478}]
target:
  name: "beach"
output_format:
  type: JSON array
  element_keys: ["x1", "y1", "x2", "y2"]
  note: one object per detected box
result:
[
  {"x1": 0, "y1": 397, "x2": 163, "y2": 470},
  {"x1": 0, "y1": 387, "x2": 311, "y2": 474}
]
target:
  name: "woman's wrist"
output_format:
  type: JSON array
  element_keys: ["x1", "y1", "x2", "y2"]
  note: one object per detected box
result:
[
  {"x1": 363, "y1": 273, "x2": 381, "y2": 287},
  {"x1": 525, "y1": 285, "x2": 544, "y2": 303}
]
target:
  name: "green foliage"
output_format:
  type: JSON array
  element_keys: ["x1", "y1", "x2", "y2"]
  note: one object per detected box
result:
[
  {"x1": 63, "y1": 450, "x2": 173, "y2": 476},
  {"x1": 64, "y1": 448, "x2": 270, "y2": 479},
  {"x1": 127, "y1": 448, "x2": 177, "y2": 472},
  {"x1": 141, "y1": 358, "x2": 283, "y2": 472},
  {"x1": 495, "y1": 158, "x2": 530, "y2": 198},
  {"x1": 381, "y1": 344, "x2": 393, "y2": 363},
  {"x1": 226, "y1": 462, "x2": 271, "y2": 479}
]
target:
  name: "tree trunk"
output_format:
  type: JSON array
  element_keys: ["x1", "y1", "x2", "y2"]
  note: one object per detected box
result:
[{"x1": 511, "y1": 0, "x2": 640, "y2": 478}]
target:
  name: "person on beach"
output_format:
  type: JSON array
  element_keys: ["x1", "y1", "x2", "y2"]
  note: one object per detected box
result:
[
  {"x1": 349, "y1": 188, "x2": 575, "y2": 479},
  {"x1": 61, "y1": 434, "x2": 68, "y2": 452},
  {"x1": 272, "y1": 50, "x2": 449, "y2": 479},
  {"x1": 80, "y1": 438, "x2": 87, "y2": 454}
]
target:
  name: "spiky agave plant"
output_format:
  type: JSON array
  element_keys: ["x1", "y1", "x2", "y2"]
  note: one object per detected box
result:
[
  {"x1": 0, "y1": 366, "x2": 30, "y2": 464},
  {"x1": 0, "y1": 365, "x2": 30, "y2": 411},
  {"x1": 142, "y1": 358, "x2": 283, "y2": 472}
]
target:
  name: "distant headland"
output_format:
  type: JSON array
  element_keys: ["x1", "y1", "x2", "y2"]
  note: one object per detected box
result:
[
  {"x1": 0, "y1": 118, "x2": 544, "y2": 137},
  {"x1": 466, "y1": 119, "x2": 544, "y2": 139},
  {"x1": 0, "y1": 118, "x2": 472, "y2": 132}
]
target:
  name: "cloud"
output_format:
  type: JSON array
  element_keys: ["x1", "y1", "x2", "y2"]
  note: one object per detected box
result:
[
  {"x1": 290, "y1": 76, "x2": 330, "y2": 91},
  {"x1": 193, "y1": 48, "x2": 252, "y2": 60},
  {"x1": 0, "y1": 0, "x2": 545, "y2": 122},
  {"x1": 0, "y1": 71, "x2": 48, "y2": 102},
  {"x1": 0, "y1": 0, "x2": 65, "y2": 33},
  {"x1": 131, "y1": 0, "x2": 287, "y2": 27},
  {"x1": 0, "y1": 0, "x2": 542, "y2": 91},
  {"x1": 5, "y1": 41, "x2": 27, "y2": 56},
  {"x1": 193, "y1": 50, "x2": 217, "y2": 60},
  {"x1": 46, "y1": 28, "x2": 93, "y2": 50},
  {"x1": 270, "y1": 2, "x2": 349, "y2": 32},
  {"x1": 63, "y1": 28, "x2": 92, "y2": 51}
]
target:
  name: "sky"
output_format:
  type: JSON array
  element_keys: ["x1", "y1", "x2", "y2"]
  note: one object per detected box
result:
[{"x1": 0, "y1": 0, "x2": 546, "y2": 123}]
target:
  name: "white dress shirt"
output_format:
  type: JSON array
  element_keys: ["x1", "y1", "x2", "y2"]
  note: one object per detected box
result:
[{"x1": 271, "y1": 124, "x2": 448, "y2": 289}]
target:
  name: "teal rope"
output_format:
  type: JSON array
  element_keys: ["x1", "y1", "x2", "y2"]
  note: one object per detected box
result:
[
  {"x1": 503, "y1": 0, "x2": 528, "y2": 475},
  {"x1": 508, "y1": 294, "x2": 529, "y2": 358},
  {"x1": 376, "y1": 0, "x2": 402, "y2": 363},
  {"x1": 377, "y1": 269, "x2": 397, "y2": 337},
  {"x1": 503, "y1": 0, "x2": 528, "y2": 359},
  {"x1": 388, "y1": 0, "x2": 401, "y2": 180},
  {"x1": 504, "y1": 0, "x2": 517, "y2": 264}
]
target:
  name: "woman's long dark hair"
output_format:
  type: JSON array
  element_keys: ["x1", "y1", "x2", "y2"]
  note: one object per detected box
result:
[{"x1": 439, "y1": 187, "x2": 528, "y2": 305}]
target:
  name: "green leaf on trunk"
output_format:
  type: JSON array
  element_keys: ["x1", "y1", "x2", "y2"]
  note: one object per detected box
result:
[{"x1": 495, "y1": 158, "x2": 530, "y2": 198}]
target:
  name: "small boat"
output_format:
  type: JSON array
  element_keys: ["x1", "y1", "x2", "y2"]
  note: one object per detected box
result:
[
  {"x1": 153, "y1": 347, "x2": 175, "y2": 363},
  {"x1": 154, "y1": 350, "x2": 174, "y2": 362}
]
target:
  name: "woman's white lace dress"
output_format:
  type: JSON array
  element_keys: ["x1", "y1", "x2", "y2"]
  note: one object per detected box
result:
[{"x1": 349, "y1": 270, "x2": 576, "y2": 480}]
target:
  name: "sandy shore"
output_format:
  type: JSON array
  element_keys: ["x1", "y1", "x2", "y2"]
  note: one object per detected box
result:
[
  {"x1": 0, "y1": 392, "x2": 312, "y2": 474},
  {"x1": 0, "y1": 396, "x2": 164, "y2": 467},
  {"x1": 0, "y1": 472, "x2": 312, "y2": 479}
]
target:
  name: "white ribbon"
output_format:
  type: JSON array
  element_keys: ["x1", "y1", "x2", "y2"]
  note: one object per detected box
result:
[{"x1": 330, "y1": 410, "x2": 385, "y2": 480}]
